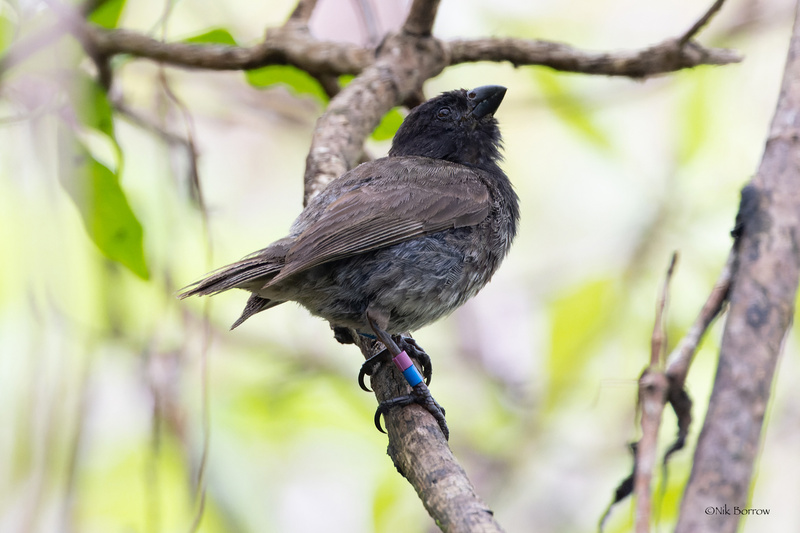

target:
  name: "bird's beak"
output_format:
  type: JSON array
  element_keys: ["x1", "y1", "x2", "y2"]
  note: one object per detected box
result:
[{"x1": 468, "y1": 85, "x2": 507, "y2": 119}]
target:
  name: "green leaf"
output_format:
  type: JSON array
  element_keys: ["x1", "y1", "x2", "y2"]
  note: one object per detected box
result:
[
  {"x1": 88, "y1": 0, "x2": 127, "y2": 29},
  {"x1": 182, "y1": 28, "x2": 237, "y2": 46},
  {"x1": 676, "y1": 71, "x2": 709, "y2": 164},
  {"x1": 534, "y1": 70, "x2": 612, "y2": 150},
  {"x1": 246, "y1": 65, "x2": 328, "y2": 104},
  {"x1": 69, "y1": 73, "x2": 116, "y2": 139},
  {"x1": 0, "y1": 10, "x2": 14, "y2": 56},
  {"x1": 58, "y1": 127, "x2": 149, "y2": 279},
  {"x1": 547, "y1": 278, "x2": 616, "y2": 404},
  {"x1": 371, "y1": 108, "x2": 404, "y2": 141}
]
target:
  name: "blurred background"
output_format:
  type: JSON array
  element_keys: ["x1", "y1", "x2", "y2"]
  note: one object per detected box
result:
[{"x1": 1, "y1": 0, "x2": 799, "y2": 531}]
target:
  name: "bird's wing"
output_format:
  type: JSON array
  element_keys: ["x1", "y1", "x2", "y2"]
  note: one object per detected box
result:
[{"x1": 265, "y1": 157, "x2": 491, "y2": 287}]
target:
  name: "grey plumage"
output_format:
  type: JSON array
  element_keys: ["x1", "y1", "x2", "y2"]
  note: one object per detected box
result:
[{"x1": 180, "y1": 85, "x2": 519, "y2": 335}]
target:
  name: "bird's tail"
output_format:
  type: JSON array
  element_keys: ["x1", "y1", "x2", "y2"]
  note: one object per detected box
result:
[
  {"x1": 178, "y1": 257, "x2": 281, "y2": 298},
  {"x1": 178, "y1": 239, "x2": 291, "y2": 298}
]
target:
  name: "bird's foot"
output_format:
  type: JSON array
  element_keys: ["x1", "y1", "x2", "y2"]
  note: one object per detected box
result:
[
  {"x1": 358, "y1": 348, "x2": 390, "y2": 392},
  {"x1": 358, "y1": 335, "x2": 432, "y2": 392},
  {"x1": 374, "y1": 382, "x2": 449, "y2": 440}
]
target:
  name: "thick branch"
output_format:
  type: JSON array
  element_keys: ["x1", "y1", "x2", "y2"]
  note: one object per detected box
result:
[
  {"x1": 302, "y1": 32, "x2": 448, "y2": 202},
  {"x1": 356, "y1": 337, "x2": 504, "y2": 533},
  {"x1": 675, "y1": 4, "x2": 800, "y2": 532},
  {"x1": 403, "y1": 0, "x2": 441, "y2": 36},
  {"x1": 288, "y1": 0, "x2": 318, "y2": 23},
  {"x1": 447, "y1": 37, "x2": 741, "y2": 78},
  {"x1": 73, "y1": 23, "x2": 370, "y2": 75}
]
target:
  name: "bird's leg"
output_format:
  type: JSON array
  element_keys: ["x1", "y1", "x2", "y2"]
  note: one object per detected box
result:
[
  {"x1": 366, "y1": 313, "x2": 449, "y2": 440},
  {"x1": 358, "y1": 335, "x2": 432, "y2": 392},
  {"x1": 396, "y1": 336, "x2": 432, "y2": 384}
]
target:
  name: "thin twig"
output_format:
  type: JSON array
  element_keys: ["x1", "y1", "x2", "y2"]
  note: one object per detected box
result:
[
  {"x1": 665, "y1": 248, "x2": 734, "y2": 387},
  {"x1": 634, "y1": 254, "x2": 678, "y2": 533},
  {"x1": 680, "y1": 0, "x2": 727, "y2": 46},
  {"x1": 651, "y1": 252, "x2": 678, "y2": 366}
]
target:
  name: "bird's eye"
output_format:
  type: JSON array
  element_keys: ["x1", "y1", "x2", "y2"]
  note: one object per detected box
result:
[{"x1": 437, "y1": 107, "x2": 451, "y2": 119}]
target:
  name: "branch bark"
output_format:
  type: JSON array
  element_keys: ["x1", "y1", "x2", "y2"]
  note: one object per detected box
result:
[
  {"x1": 355, "y1": 338, "x2": 504, "y2": 533},
  {"x1": 3, "y1": 2, "x2": 739, "y2": 81},
  {"x1": 302, "y1": 31, "x2": 448, "y2": 202},
  {"x1": 76, "y1": 24, "x2": 371, "y2": 74},
  {"x1": 675, "y1": 3, "x2": 800, "y2": 532},
  {"x1": 447, "y1": 37, "x2": 740, "y2": 78}
]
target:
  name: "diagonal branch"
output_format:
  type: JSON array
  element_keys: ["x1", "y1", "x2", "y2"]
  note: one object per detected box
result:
[
  {"x1": 665, "y1": 249, "x2": 735, "y2": 388},
  {"x1": 301, "y1": 31, "x2": 447, "y2": 202},
  {"x1": 680, "y1": 0, "x2": 727, "y2": 46},
  {"x1": 288, "y1": 0, "x2": 318, "y2": 24},
  {"x1": 675, "y1": 3, "x2": 800, "y2": 531},
  {"x1": 356, "y1": 337, "x2": 504, "y2": 533},
  {"x1": 403, "y1": 0, "x2": 442, "y2": 36}
]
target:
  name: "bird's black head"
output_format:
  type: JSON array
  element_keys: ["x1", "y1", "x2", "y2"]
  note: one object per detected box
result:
[{"x1": 388, "y1": 85, "x2": 506, "y2": 173}]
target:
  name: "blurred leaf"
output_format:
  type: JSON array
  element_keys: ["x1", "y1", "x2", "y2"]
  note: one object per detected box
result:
[
  {"x1": 182, "y1": 27, "x2": 237, "y2": 46},
  {"x1": 88, "y1": 0, "x2": 126, "y2": 29},
  {"x1": 676, "y1": 71, "x2": 710, "y2": 164},
  {"x1": 69, "y1": 72, "x2": 116, "y2": 140},
  {"x1": 0, "y1": 10, "x2": 15, "y2": 56},
  {"x1": 534, "y1": 70, "x2": 612, "y2": 150},
  {"x1": 371, "y1": 108, "x2": 404, "y2": 141},
  {"x1": 373, "y1": 472, "x2": 425, "y2": 533},
  {"x1": 338, "y1": 74, "x2": 355, "y2": 87},
  {"x1": 76, "y1": 438, "x2": 193, "y2": 530},
  {"x1": 548, "y1": 278, "x2": 616, "y2": 404},
  {"x1": 57, "y1": 126, "x2": 149, "y2": 279},
  {"x1": 246, "y1": 65, "x2": 328, "y2": 104}
]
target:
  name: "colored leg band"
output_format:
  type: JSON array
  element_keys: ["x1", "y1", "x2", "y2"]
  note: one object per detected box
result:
[{"x1": 393, "y1": 351, "x2": 423, "y2": 387}]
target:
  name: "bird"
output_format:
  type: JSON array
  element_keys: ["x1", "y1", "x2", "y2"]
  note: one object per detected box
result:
[{"x1": 180, "y1": 85, "x2": 519, "y2": 439}]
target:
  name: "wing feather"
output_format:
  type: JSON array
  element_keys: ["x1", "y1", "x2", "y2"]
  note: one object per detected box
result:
[{"x1": 265, "y1": 157, "x2": 491, "y2": 286}]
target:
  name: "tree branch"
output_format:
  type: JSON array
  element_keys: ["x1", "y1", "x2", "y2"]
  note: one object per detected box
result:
[
  {"x1": 288, "y1": 0, "x2": 318, "y2": 24},
  {"x1": 75, "y1": 24, "x2": 370, "y2": 74},
  {"x1": 302, "y1": 31, "x2": 448, "y2": 203},
  {"x1": 633, "y1": 254, "x2": 676, "y2": 533},
  {"x1": 447, "y1": 37, "x2": 740, "y2": 78},
  {"x1": 665, "y1": 249, "x2": 734, "y2": 387},
  {"x1": 356, "y1": 337, "x2": 505, "y2": 533},
  {"x1": 675, "y1": 3, "x2": 800, "y2": 532},
  {"x1": 680, "y1": 0, "x2": 727, "y2": 46},
  {"x1": 403, "y1": 0, "x2": 441, "y2": 36}
]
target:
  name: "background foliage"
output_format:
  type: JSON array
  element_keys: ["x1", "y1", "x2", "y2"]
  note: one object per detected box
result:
[{"x1": 1, "y1": 0, "x2": 799, "y2": 532}]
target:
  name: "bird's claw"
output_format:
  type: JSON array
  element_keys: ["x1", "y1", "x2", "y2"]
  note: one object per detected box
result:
[
  {"x1": 373, "y1": 382, "x2": 449, "y2": 440},
  {"x1": 358, "y1": 348, "x2": 391, "y2": 392}
]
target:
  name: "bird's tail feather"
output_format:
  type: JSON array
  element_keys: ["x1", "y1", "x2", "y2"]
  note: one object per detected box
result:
[
  {"x1": 178, "y1": 258, "x2": 282, "y2": 298},
  {"x1": 230, "y1": 294, "x2": 282, "y2": 329}
]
